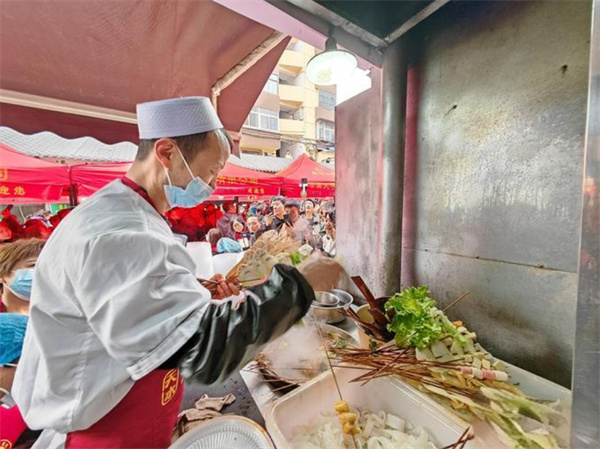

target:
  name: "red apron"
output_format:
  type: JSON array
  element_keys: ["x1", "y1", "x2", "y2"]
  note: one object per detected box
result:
[
  {"x1": 66, "y1": 369, "x2": 183, "y2": 449},
  {"x1": 0, "y1": 404, "x2": 28, "y2": 448}
]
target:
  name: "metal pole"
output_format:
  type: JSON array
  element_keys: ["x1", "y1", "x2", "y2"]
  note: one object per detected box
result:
[
  {"x1": 377, "y1": 38, "x2": 408, "y2": 296},
  {"x1": 571, "y1": 1, "x2": 600, "y2": 447}
]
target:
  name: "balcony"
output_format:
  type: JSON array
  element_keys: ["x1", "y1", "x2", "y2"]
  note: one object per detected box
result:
[
  {"x1": 279, "y1": 84, "x2": 304, "y2": 106},
  {"x1": 279, "y1": 50, "x2": 304, "y2": 73},
  {"x1": 279, "y1": 118, "x2": 304, "y2": 135}
]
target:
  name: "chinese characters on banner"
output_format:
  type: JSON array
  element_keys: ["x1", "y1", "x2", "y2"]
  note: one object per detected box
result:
[
  {"x1": 0, "y1": 185, "x2": 26, "y2": 196},
  {"x1": 0, "y1": 182, "x2": 65, "y2": 204}
]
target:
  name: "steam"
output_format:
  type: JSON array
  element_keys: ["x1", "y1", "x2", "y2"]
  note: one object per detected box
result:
[{"x1": 262, "y1": 320, "x2": 327, "y2": 382}]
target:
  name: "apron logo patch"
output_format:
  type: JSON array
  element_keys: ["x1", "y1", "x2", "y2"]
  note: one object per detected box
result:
[
  {"x1": 161, "y1": 369, "x2": 180, "y2": 406},
  {"x1": 0, "y1": 439, "x2": 13, "y2": 449}
]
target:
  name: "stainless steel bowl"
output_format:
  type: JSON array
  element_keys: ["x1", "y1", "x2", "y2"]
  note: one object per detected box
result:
[
  {"x1": 314, "y1": 291, "x2": 340, "y2": 307},
  {"x1": 310, "y1": 290, "x2": 354, "y2": 324}
]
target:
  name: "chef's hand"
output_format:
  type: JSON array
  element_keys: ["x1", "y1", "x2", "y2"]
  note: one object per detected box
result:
[
  {"x1": 297, "y1": 252, "x2": 343, "y2": 293},
  {"x1": 210, "y1": 274, "x2": 241, "y2": 299}
]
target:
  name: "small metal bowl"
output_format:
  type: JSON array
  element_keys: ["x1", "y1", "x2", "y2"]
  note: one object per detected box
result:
[
  {"x1": 310, "y1": 290, "x2": 354, "y2": 324},
  {"x1": 314, "y1": 291, "x2": 340, "y2": 307}
]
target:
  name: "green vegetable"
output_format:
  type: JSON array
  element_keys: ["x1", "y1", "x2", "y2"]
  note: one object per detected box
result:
[
  {"x1": 385, "y1": 286, "x2": 443, "y2": 349},
  {"x1": 289, "y1": 251, "x2": 306, "y2": 266},
  {"x1": 436, "y1": 310, "x2": 467, "y2": 345}
]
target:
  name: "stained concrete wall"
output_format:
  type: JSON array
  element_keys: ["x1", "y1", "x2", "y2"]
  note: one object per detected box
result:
[
  {"x1": 402, "y1": 1, "x2": 591, "y2": 386},
  {"x1": 336, "y1": 68, "x2": 383, "y2": 293}
]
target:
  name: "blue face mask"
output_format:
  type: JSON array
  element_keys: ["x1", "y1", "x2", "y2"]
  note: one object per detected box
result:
[
  {"x1": 8, "y1": 268, "x2": 34, "y2": 301},
  {"x1": 163, "y1": 146, "x2": 215, "y2": 209}
]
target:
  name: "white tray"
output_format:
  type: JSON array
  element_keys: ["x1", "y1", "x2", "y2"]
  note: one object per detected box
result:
[
  {"x1": 266, "y1": 367, "x2": 479, "y2": 449},
  {"x1": 170, "y1": 416, "x2": 275, "y2": 449}
]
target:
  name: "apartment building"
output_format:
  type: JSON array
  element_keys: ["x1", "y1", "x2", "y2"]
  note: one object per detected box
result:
[{"x1": 240, "y1": 39, "x2": 336, "y2": 163}]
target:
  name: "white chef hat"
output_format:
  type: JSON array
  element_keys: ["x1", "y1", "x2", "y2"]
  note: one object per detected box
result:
[{"x1": 136, "y1": 96, "x2": 224, "y2": 139}]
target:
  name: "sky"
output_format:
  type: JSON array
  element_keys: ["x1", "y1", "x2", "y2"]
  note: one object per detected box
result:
[{"x1": 336, "y1": 69, "x2": 372, "y2": 105}]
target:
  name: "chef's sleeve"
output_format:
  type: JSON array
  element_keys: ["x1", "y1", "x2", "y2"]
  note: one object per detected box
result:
[
  {"x1": 75, "y1": 232, "x2": 211, "y2": 381},
  {"x1": 174, "y1": 264, "x2": 315, "y2": 384}
]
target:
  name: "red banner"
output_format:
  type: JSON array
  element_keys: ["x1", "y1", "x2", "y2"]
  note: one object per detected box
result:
[{"x1": 0, "y1": 181, "x2": 66, "y2": 204}]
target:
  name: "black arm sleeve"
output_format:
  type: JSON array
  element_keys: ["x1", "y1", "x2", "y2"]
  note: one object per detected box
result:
[{"x1": 173, "y1": 264, "x2": 315, "y2": 384}]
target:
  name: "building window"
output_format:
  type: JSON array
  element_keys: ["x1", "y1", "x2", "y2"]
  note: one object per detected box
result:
[
  {"x1": 317, "y1": 120, "x2": 335, "y2": 142},
  {"x1": 263, "y1": 74, "x2": 279, "y2": 94},
  {"x1": 245, "y1": 107, "x2": 279, "y2": 132},
  {"x1": 319, "y1": 90, "x2": 336, "y2": 110},
  {"x1": 292, "y1": 108, "x2": 303, "y2": 121}
]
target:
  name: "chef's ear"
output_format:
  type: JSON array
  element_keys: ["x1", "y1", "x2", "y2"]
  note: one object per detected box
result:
[{"x1": 154, "y1": 138, "x2": 177, "y2": 169}]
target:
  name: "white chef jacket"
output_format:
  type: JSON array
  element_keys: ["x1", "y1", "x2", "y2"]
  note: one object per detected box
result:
[{"x1": 13, "y1": 180, "x2": 211, "y2": 436}]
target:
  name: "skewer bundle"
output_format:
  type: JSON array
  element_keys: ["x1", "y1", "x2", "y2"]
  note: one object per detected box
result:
[
  {"x1": 227, "y1": 228, "x2": 301, "y2": 286},
  {"x1": 329, "y1": 345, "x2": 479, "y2": 397}
]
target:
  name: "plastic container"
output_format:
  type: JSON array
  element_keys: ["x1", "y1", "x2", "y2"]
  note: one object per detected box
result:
[
  {"x1": 186, "y1": 242, "x2": 214, "y2": 278},
  {"x1": 266, "y1": 368, "x2": 478, "y2": 449},
  {"x1": 212, "y1": 252, "x2": 244, "y2": 276}
]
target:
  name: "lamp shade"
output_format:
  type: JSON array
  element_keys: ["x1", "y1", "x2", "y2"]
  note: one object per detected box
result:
[{"x1": 306, "y1": 38, "x2": 358, "y2": 86}]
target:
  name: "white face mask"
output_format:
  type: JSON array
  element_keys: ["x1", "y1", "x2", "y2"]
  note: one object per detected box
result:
[{"x1": 163, "y1": 146, "x2": 215, "y2": 208}]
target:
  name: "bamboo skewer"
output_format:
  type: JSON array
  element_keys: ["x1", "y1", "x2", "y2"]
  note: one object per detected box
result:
[
  {"x1": 441, "y1": 427, "x2": 473, "y2": 449},
  {"x1": 442, "y1": 291, "x2": 470, "y2": 313},
  {"x1": 328, "y1": 345, "x2": 479, "y2": 397},
  {"x1": 313, "y1": 318, "x2": 360, "y2": 449}
]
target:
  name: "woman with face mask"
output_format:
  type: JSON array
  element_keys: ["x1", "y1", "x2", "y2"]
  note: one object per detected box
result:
[
  {"x1": 12, "y1": 97, "x2": 343, "y2": 449},
  {"x1": 0, "y1": 239, "x2": 44, "y2": 448},
  {"x1": 0, "y1": 238, "x2": 45, "y2": 315}
]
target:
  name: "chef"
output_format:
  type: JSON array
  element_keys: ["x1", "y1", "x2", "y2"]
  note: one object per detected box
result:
[{"x1": 12, "y1": 97, "x2": 342, "y2": 449}]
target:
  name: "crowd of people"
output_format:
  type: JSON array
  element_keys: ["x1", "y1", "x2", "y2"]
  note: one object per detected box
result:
[
  {"x1": 1, "y1": 195, "x2": 338, "y2": 259},
  {"x1": 210, "y1": 197, "x2": 336, "y2": 257}
]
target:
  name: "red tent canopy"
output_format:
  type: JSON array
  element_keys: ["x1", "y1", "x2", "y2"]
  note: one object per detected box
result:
[
  {"x1": 71, "y1": 162, "x2": 131, "y2": 198},
  {"x1": 70, "y1": 160, "x2": 281, "y2": 201},
  {"x1": 214, "y1": 163, "x2": 280, "y2": 198},
  {"x1": 274, "y1": 154, "x2": 335, "y2": 198},
  {"x1": 0, "y1": 143, "x2": 70, "y2": 204}
]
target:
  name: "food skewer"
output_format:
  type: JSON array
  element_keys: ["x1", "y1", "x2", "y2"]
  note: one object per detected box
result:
[
  {"x1": 440, "y1": 427, "x2": 473, "y2": 449},
  {"x1": 313, "y1": 316, "x2": 360, "y2": 449}
]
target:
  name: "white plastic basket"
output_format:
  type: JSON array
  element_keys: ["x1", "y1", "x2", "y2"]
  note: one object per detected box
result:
[{"x1": 266, "y1": 367, "x2": 480, "y2": 449}]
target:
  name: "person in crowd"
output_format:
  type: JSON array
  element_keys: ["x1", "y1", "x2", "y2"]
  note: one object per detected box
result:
[
  {"x1": 232, "y1": 219, "x2": 251, "y2": 249},
  {"x1": 232, "y1": 219, "x2": 245, "y2": 239},
  {"x1": 0, "y1": 240, "x2": 44, "y2": 446},
  {"x1": 265, "y1": 196, "x2": 290, "y2": 231},
  {"x1": 12, "y1": 96, "x2": 343, "y2": 449},
  {"x1": 318, "y1": 201, "x2": 334, "y2": 236},
  {"x1": 216, "y1": 237, "x2": 243, "y2": 254},
  {"x1": 0, "y1": 313, "x2": 33, "y2": 447},
  {"x1": 247, "y1": 215, "x2": 264, "y2": 245},
  {"x1": 285, "y1": 199, "x2": 315, "y2": 245},
  {"x1": 0, "y1": 238, "x2": 45, "y2": 315},
  {"x1": 216, "y1": 201, "x2": 239, "y2": 239},
  {"x1": 303, "y1": 199, "x2": 321, "y2": 238},
  {"x1": 206, "y1": 228, "x2": 223, "y2": 254},
  {"x1": 322, "y1": 211, "x2": 337, "y2": 258}
]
